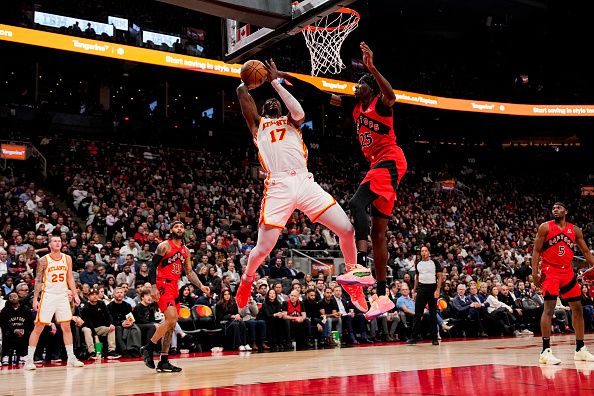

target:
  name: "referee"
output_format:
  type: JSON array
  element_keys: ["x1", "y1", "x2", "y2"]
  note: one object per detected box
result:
[{"x1": 407, "y1": 246, "x2": 442, "y2": 345}]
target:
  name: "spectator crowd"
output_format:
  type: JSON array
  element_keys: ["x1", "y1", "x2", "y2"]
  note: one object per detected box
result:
[{"x1": 1, "y1": 137, "x2": 594, "y2": 366}]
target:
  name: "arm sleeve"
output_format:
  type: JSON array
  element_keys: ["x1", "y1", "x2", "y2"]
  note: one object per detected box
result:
[
  {"x1": 271, "y1": 80, "x2": 304, "y2": 120},
  {"x1": 148, "y1": 254, "x2": 163, "y2": 284}
]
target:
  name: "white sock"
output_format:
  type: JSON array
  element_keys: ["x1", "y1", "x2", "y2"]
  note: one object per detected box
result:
[
  {"x1": 27, "y1": 346, "x2": 36, "y2": 361},
  {"x1": 65, "y1": 344, "x2": 75, "y2": 360}
]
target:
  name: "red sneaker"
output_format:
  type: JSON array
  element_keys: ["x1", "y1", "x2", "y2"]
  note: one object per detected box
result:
[
  {"x1": 235, "y1": 276, "x2": 254, "y2": 309},
  {"x1": 342, "y1": 284, "x2": 368, "y2": 313}
]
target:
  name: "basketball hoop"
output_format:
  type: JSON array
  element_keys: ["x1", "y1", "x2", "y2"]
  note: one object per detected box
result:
[{"x1": 302, "y1": 8, "x2": 360, "y2": 76}]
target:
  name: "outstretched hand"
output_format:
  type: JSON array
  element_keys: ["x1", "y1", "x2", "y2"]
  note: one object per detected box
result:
[
  {"x1": 264, "y1": 59, "x2": 279, "y2": 82},
  {"x1": 360, "y1": 42, "x2": 374, "y2": 70}
]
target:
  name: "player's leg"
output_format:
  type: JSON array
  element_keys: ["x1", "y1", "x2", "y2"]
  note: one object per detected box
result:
[
  {"x1": 315, "y1": 204, "x2": 356, "y2": 267},
  {"x1": 539, "y1": 298, "x2": 560, "y2": 364},
  {"x1": 236, "y1": 225, "x2": 283, "y2": 308},
  {"x1": 156, "y1": 306, "x2": 182, "y2": 372},
  {"x1": 564, "y1": 278, "x2": 594, "y2": 360},
  {"x1": 59, "y1": 322, "x2": 84, "y2": 366},
  {"x1": 24, "y1": 323, "x2": 46, "y2": 369},
  {"x1": 371, "y1": 215, "x2": 389, "y2": 296},
  {"x1": 348, "y1": 181, "x2": 378, "y2": 267}
]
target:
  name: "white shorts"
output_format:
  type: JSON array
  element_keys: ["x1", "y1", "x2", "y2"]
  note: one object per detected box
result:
[
  {"x1": 259, "y1": 168, "x2": 336, "y2": 229},
  {"x1": 36, "y1": 291, "x2": 72, "y2": 324}
]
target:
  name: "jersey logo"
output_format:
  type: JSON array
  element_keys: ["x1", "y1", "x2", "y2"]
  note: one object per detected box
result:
[
  {"x1": 542, "y1": 233, "x2": 575, "y2": 252},
  {"x1": 355, "y1": 114, "x2": 391, "y2": 136},
  {"x1": 567, "y1": 228, "x2": 572, "y2": 234}
]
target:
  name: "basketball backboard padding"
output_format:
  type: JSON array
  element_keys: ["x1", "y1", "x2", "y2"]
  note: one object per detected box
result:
[
  {"x1": 224, "y1": 0, "x2": 357, "y2": 62},
  {"x1": 158, "y1": 0, "x2": 292, "y2": 28}
]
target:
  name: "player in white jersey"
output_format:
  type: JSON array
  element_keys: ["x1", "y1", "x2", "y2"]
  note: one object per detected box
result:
[
  {"x1": 234, "y1": 59, "x2": 364, "y2": 311},
  {"x1": 24, "y1": 235, "x2": 84, "y2": 370}
]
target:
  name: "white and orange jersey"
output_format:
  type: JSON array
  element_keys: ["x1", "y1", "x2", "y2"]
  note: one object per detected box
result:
[
  {"x1": 42, "y1": 253, "x2": 69, "y2": 294},
  {"x1": 256, "y1": 116, "x2": 308, "y2": 174}
]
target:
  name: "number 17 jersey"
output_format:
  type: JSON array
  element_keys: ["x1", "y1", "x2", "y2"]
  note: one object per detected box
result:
[{"x1": 256, "y1": 116, "x2": 308, "y2": 174}]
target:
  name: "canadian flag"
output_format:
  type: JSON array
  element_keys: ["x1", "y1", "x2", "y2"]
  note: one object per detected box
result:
[{"x1": 237, "y1": 24, "x2": 250, "y2": 42}]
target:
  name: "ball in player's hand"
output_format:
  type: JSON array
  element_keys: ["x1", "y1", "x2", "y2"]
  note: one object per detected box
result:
[{"x1": 240, "y1": 60, "x2": 268, "y2": 89}]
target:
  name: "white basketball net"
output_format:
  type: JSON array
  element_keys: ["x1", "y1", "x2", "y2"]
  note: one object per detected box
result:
[{"x1": 302, "y1": 8, "x2": 360, "y2": 76}]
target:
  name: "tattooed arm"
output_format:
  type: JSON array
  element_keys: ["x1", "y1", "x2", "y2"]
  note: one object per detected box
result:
[
  {"x1": 33, "y1": 256, "x2": 47, "y2": 312},
  {"x1": 184, "y1": 247, "x2": 210, "y2": 294}
]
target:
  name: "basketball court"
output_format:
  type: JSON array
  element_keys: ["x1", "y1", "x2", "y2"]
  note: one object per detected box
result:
[{"x1": 3, "y1": 334, "x2": 594, "y2": 395}]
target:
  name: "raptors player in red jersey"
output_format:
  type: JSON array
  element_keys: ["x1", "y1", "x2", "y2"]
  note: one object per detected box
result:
[
  {"x1": 141, "y1": 221, "x2": 209, "y2": 372},
  {"x1": 279, "y1": 42, "x2": 405, "y2": 318},
  {"x1": 532, "y1": 203, "x2": 594, "y2": 365}
]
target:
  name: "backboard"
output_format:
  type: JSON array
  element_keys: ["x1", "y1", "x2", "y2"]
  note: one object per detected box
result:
[{"x1": 224, "y1": 0, "x2": 357, "y2": 62}]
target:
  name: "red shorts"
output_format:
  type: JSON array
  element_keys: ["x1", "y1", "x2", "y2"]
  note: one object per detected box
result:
[
  {"x1": 361, "y1": 155, "x2": 407, "y2": 217},
  {"x1": 541, "y1": 264, "x2": 580, "y2": 301},
  {"x1": 156, "y1": 278, "x2": 180, "y2": 314}
]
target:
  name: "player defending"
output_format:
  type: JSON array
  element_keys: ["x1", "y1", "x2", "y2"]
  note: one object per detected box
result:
[
  {"x1": 279, "y1": 42, "x2": 406, "y2": 319},
  {"x1": 141, "y1": 221, "x2": 209, "y2": 372},
  {"x1": 234, "y1": 59, "x2": 361, "y2": 311},
  {"x1": 25, "y1": 235, "x2": 84, "y2": 370},
  {"x1": 533, "y1": 202, "x2": 594, "y2": 364}
]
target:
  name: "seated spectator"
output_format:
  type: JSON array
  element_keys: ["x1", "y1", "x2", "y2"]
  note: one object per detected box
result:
[
  {"x1": 333, "y1": 286, "x2": 357, "y2": 345},
  {"x1": 0, "y1": 291, "x2": 33, "y2": 365},
  {"x1": 269, "y1": 258, "x2": 287, "y2": 280},
  {"x1": 120, "y1": 239, "x2": 140, "y2": 260},
  {"x1": 80, "y1": 261, "x2": 99, "y2": 286},
  {"x1": 178, "y1": 285, "x2": 196, "y2": 307},
  {"x1": 396, "y1": 284, "x2": 415, "y2": 331},
  {"x1": 223, "y1": 261, "x2": 240, "y2": 292},
  {"x1": 486, "y1": 286, "x2": 517, "y2": 336},
  {"x1": 283, "y1": 290, "x2": 311, "y2": 350},
  {"x1": 273, "y1": 282, "x2": 289, "y2": 303},
  {"x1": 261, "y1": 288, "x2": 289, "y2": 352},
  {"x1": 303, "y1": 288, "x2": 329, "y2": 347},
  {"x1": 116, "y1": 262, "x2": 136, "y2": 287},
  {"x1": 132, "y1": 290, "x2": 159, "y2": 344},
  {"x1": 451, "y1": 284, "x2": 488, "y2": 337},
  {"x1": 581, "y1": 285, "x2": 594, "y2": 331},
  {"x1": 137, "y1": 244, "x2": 153, "y2": 265},
  {"x1": 239, "y1": 295, "x2": 268, "y2": 351},
  {"x1": 215, "y1": 289, "x2": 249, "y2": 351},
  {"x1": 80, "y1": 287, "x2": 121, "y2": 359},
  {"x1": 108, "y1": 287, "x2": 141, "y2": 357}
]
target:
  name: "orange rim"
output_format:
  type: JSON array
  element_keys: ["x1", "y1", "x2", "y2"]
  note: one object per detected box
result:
[{"x1": 302, "y1": 8, "x2": 360, "y2": 33}]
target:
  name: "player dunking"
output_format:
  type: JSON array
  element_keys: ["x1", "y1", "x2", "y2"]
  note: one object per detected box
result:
[
  {"x1": 234, "y1": 59, "x2": 361, "y2": 310},
  {"x1": 25, "y1": 235, "x2": 84, "y2": 370},
  {"x1": 532, "y1": 202, "x2": 594, "y2": 364},
  {"x1": 280, "y1": 42, "x2": 406, "y2": 319},
  {"x1": 141, "y1": 221, "x2": 210, "y2": 372}
]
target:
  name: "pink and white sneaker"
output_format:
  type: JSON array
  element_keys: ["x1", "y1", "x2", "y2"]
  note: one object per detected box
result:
[
  {"x1": 364, "y1": 295, "x2": 395, "y2": 321},
  {"x1": 336, "y1": 264, "x2": 375, "y2": 287}
]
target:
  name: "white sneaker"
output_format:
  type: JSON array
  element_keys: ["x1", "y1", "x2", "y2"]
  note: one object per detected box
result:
[
  {"x1": 239, "y1": 345, "x2": 246, "y2": 351},
  {"x1": 521, "y1": 329, "x2": 534, "y2": 335},
  {"x1": 575, "y1": 346, "x2": 594, "y2": 362},
  {"x1": 67, "y1": 358, "x2": 85, "y2": 367},
  {"x1": 1, "y1": 356, "x2": 8, "y2": 366},
  {"x1": 514, "y1": 330, "x2": 522, "y2": 337},
  {"x1": 24, "y1": 360, "x2": 37, "y2": 370},
  {"x1": 244, "y1": 344, "x2": 252, "y2": 351},
  {"x1": 539, "y1": 348, "x2": 562, "y2": 365}
]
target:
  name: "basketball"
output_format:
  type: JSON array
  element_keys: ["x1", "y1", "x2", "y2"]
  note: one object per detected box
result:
[{"x1": 240, "y1": 60, "x2": 268, "y2": 89}]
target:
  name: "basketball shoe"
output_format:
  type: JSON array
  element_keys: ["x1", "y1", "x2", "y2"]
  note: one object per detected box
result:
[
  {"x1": 364, "y1": 295, "x2": 395, "y2": 321},
  {"x1": 156, "y1": 360, "x2": 182, "y2": 373},
  {"x1": 67, "y1": 358, "x2": 85, "y2": 367},
  {"x1": 235, "y1": 275, "x2": 254, "y2": 309},
  {"x1": 336, "y1": 264, "x2": 375, "y2": 287},
  {"x1": 575, "y1": 346, "x2": 594, "y2": 362},
  {"x1": 539, "y1": 348, "x2": 561, "y2": 365},
  {"x1": 342, "y1": 284, "x2": 368, "y2": 312},
  {"x1": 24, "y1": 360, "x2": 36, "y2": 370}
]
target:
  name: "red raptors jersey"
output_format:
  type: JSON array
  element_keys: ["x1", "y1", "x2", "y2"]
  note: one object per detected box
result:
[
  {"x1": 157, "y1": 240, "x2": 187, "y2": 282},
  {"x1": 541, "y1": 220, "x2": 575, "y2": 268},
  {"x1": 353, "y1": 95, "x2": 401, "y2": 167}
]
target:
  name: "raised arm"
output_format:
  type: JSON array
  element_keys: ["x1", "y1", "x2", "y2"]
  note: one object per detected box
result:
[
  {"x1": 32, "y1": 256, "x2": 47, "y2": 312},
  {"x1": 66, "y1": 255, "x2": 80, "y2": 306},
  {"x1": 264, "y1": 59, "x2": 305, "y2": 126},
  {"x1": 236, "y1": 83, "x2": 261, "y2": 137},
  {"x1": 360, "y1": 42, "x2": 396, "y2": 106},
  {"x1": 184, "y1": 247, "x2": 210, "y2": 294},
  {"x1": 575, "y1": 226, "x2": 594, "y2": 267},
  {"x1": 531, "y1": 222, "x2": 549, "y2": 286}
]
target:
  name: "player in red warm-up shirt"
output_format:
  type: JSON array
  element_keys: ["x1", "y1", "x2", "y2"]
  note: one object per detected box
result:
[
  {"x1": 141, "y1": 221, "x2": 209, "y2": 372},
  {"x1": 532, "y1": 202, "x2": 594, "y2": 364}
]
